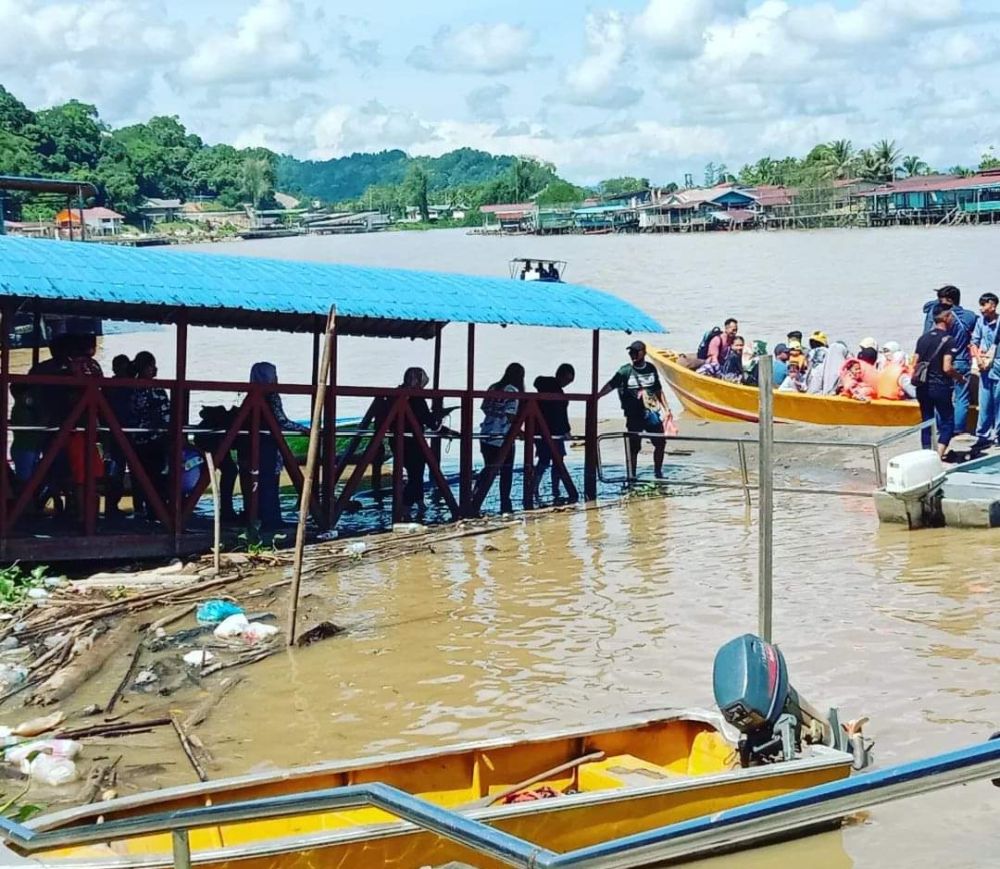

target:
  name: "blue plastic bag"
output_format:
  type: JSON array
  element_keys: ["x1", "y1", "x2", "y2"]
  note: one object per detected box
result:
[{"x1": 196, "y1": 600, "x2": 244, "y2": 625}]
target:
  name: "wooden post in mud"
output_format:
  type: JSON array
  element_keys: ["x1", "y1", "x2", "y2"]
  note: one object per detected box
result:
[
  {"x1": 757, "y1": 355, "x2": 774, "y2": 642},
  {"x1": 287, "y1": 307, "x2": 336, "y2": 646}
]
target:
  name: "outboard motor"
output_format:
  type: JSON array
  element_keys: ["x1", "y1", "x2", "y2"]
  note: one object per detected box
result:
[{"x1": 713, "y1": 634, "x2": 870, "y2": 769}]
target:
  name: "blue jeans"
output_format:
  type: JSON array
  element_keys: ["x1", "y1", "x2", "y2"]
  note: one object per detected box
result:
[
  {"x1": 951, "y1": 359, "x2": 972, "y2": 432},
  {"x1": 919, "y1": 385, "x2": 955, "y2": 449},
  {"x1": 975, "y1": 374, "x2": 1000, "y2": 442}
]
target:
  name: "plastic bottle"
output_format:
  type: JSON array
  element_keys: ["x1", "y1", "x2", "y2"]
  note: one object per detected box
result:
[
  {"x1": 25, "y1": 753, "x2": 78, "y2": 786},
  {"x1": 0, "y1": 663, "x2": 28, "y2": 691}
]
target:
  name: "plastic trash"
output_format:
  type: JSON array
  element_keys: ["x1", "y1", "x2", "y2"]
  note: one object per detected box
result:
[
  {"x1": 13, "y1": 711, "x2": 65, "y2": 738},
  {"x1": 214, "y1": 613, "x2": 250, "y2": 639},
  {"x1": 0, "y1": 663, "x2": 28, "y2": 691},
  {"x1": 183, "y1": 650, "x2": 215, "y2": 667},
  {"x1": 196, "y1": 600, "x2": 244, "y2": 625},
  {"x1": 135, "y1": 670, "x2": 158, "y2": 685},
  {"x1": 6, "y1": 739, "x2": 82, "y2": 765},
  {"x1": 346, "y1": 541, "x2": 367, "y2": 556},
  {"x1": 241, "y1": 622, "x2": 278, "y2": 644},
  {"x1": 316, "y1": 530, "x2": 339, "y2": 541},
  {"x1": 26, "y1": 588, "x2": 49, "y2": 600},
  {"x1": 43, "y1": 633, "x2": 68, "y2": 649},
  {"x1": 392, "y1": 523, "x2": 426, "y2": 534},
  {"x1": 0, "y1": 636, "x2": 19, "y2": 651},
  {"x1": 24, "y1": 754, "x2": 78, "y2": 786}
]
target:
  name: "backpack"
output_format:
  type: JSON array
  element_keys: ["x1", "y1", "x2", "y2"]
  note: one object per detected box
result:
[{"x1": 696, "y1": 326, "x2": 722, "y2": 360}]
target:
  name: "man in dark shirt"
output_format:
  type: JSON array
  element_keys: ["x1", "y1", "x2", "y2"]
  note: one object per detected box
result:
[
  {"x1": 533, "y1": 363, "x2": 575, "y2": 502},
  {"x1": 598, "y1": 340, "x2": 667, "y2": 479},
  {"x1": 922, "y1": 285, "x2": 976, "y2": 432},
  {"x1": 914, "y1": 306, "x2": 965, "y2": 457}
]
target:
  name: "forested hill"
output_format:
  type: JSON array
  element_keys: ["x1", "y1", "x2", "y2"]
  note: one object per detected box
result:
[{"x1": 276, "y1": 148, "x2": 517, "y2": 203}]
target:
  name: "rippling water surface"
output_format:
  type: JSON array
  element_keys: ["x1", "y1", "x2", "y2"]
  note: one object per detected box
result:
[{"x1": 85, "y1": 228, "x2": 1000, "y2": 866}]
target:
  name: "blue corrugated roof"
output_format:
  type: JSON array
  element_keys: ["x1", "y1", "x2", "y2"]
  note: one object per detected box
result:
[{"x1": 0, "y1": 236, "x2": 665, "y2": 338}]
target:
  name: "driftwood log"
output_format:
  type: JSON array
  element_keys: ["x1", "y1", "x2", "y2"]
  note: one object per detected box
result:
[{"x1": 29, "y1": 622, "x2": 134, "y2": 706}]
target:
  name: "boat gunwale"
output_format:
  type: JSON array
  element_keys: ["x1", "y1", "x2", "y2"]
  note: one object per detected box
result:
[
  {"x1": 30, "y1": 709, "x2": 727, "y2": 831},
  {"x1": 26, "y1": 746, "x2": 851, "y2": 868}
]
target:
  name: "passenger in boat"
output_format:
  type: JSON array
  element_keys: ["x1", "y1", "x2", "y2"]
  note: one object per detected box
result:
[
  {"x1": 786, "y1": 339, "x2": 806, "y2": 374},
  {"x1": 63, "y1": 334, "x2": 105, "y2": 521},
  {"x1": 771, "y1": 344, "x2": 790, "y2": 387},
  {"x1": 533, "y1": 363, "x2": 575, "y2": 503},
  {"x1": 129, "y1": 351, "x2": 171, "y2": 521},
  {"x1": 598, "y1": 341, "x2": 667, "y2": 479},
  {"x1": 927, "y1": 285, "x2": 976, "y2": 432},
  {"x1": 103, "y1": 354, "x2": 135, "y2": 520},
  {"x1": 837, "y1": 358, "x2": 874, "y2": 401},
  {"x1": 857, "y1": 346, "x2": 880, "y2": 391},
  {"x1": 804, "y1": 331, "x2": 829, "y2": 393},
  {"x1": 719, "y1": 336, "x2": 745, "y2": 382},
  {"x1": 875, "y1": 347, "x2": 916, "y2": 400},
  {"x1": 914, "y1": 307, "x2": 965, "y2": 457},
  {"x1": 477, "y1": 363, "x2": 525, "y2": 514},
  {"x1": 971, "y1": 292, "x2": 1000, "y2": 448},
  {"x1": 546, "y1": 262, "x2": 561, "y2": 281},
  {"x1": 811, "y1": 340, "x2": 849, "y2": 395},
  {"x1": 245, "y1": 362, "x2": 309, "y2": 529},
  {"x1": 523, "y1": 262, "x2": 541, "y2": 282},
  {"x1": 777, "y1": 356, "x2": 807, "y2": 393}
]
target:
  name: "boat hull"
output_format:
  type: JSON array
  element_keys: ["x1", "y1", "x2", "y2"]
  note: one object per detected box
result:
[
  {"x1": 25, "y1": 711, "x2": 853, "y2": 869},
  {"x1": 650, "y1": 349, "x2": 921, "y2": 427}
]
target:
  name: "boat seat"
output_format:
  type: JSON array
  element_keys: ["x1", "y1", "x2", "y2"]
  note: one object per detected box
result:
[{"x1": 578, "y1": 754, "x2": 679, "y2": 792}]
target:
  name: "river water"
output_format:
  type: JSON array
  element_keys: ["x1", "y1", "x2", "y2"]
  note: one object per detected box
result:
[{"x1": 84, "y1": 228, "x2": 1000, "y2": 866}]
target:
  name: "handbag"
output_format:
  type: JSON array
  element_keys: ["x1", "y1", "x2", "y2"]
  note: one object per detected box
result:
[{"x1": 913, "y1": 335, "x2": 950, "y2": 387}]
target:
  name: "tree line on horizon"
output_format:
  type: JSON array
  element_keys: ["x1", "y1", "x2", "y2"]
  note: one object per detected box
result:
[{"x1": 2, "y1": 84, "x2": 999, "y2": 225}]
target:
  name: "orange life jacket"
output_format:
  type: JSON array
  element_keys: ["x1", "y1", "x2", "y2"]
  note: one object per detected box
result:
[{"x1": 875, "y1": 362, "x2": 905, "y2": 400}]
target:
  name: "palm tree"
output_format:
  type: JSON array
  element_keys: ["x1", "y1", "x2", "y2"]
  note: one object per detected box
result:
[
  {"x1": 240, "y1": 156, "x2": 273, "y2": 209},
  {"x1": 872, "y1": 139, "x2": 901, "y2": 181},
  {"x1": 899, "y1": 155, "x2": 928, "y2": 178},
  {"x1": 821, "y1": 139, "x2": 855, "y2": 180}
]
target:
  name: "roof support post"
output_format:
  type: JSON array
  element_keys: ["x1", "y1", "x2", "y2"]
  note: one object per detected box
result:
[
  {"x1": 77, "y1": 187, "x2": 86, "y2": 242},
  {"x1": 83, "y1": 384, "x2": 99, "y2": 536},
  {"x1": 431, "y1": 323, "x2": 443, "y2": 467},
  {"x1": 171, "y1": 315, "x2": 188, "y2": 547},
  {"x1": 246, "y1": 393, "x2": 261, "y2": 529},
  {"x1": 321, "y1": 324, "x2": 338, "y2": 529},
  {"x1": 459, "y1": 323, "x2": 475, "y2": 516},
  {"x1": 31, "y1": 304, "x2": 41, "y2": 366},
  {"x1": 584, "y1": 329, "x2": 600, "y2": 501}
]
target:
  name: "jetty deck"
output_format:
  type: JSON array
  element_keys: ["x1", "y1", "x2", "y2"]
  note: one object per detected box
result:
[{"x1": 0, "y1": 236, "x2": 663, "y2": 562}]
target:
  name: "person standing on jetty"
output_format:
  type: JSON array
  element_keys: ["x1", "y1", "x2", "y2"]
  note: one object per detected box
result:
[
  {"x1": 598, "y1": 341, "x2": 667, "y2": 480},
  {"x1": 971, "y1": 292, "x2": 1000, "y2": 448},
  {"x1": 913, "y1": 307, "x2": 965, "y2": 458},
  {"x1": 922, "y1": 285, "x2": 976, "y2": 431}
]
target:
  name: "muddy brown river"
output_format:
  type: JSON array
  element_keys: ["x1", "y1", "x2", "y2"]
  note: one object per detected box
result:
[{"x1": 18, "y1": 228, "x2": 1000, "y2": 866}]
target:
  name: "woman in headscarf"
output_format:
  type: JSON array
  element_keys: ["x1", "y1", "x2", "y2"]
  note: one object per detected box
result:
[
  {"x1": 837, "y1": 358, "x2": 874, "y2": 400},
  {"x1": 247, "y1": 362, "x2": 308, "y2": 529},
  {"x1": 810, "y1": 341, "x2": 849, "y2": 395},
  {"x1": 476, "y1": 362, "x2": 525, "y2": 515},
  {"x1": 395, "y1": 366, "x2": 439, "y2": 515}
]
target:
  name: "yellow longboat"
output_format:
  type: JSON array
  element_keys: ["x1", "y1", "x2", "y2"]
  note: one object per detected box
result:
[
  {"x1": 649, "y1": 349, "x2": 922, "y2": 427},
  {"x1": 17, "y1": 709, "x2": 853, "y2": 869}
]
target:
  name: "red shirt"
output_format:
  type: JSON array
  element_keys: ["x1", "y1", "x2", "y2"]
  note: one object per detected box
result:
[{"x1": 707, "y1": 333, "x2": 732, "y2": 364}]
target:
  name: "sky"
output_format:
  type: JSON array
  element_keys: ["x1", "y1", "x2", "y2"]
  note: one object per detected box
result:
[{"x1": 1, "y1": 0, "x2": 998, "y2": 184}]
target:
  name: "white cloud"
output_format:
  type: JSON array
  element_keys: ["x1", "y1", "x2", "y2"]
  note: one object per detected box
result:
[
  {"x1": 311, "y1": 100, "x2": 436, "y2": 157},
  {"x1": 634, "y1": 0, "x2": 746, "y2": 59},
  {"x1": 179, "y1": 0, "x2": 319, "y2": 86},
  {"x1": 335, "y1": 15, "x2": 381, "y2": 68},
  {"x1": 786, "y1": 0, "x2": 963, "y2": 47},
  {"x1": 0, "y1": 0, "x2": 185, "y2": 116},
  {"x1": 561, "y1": 11, "x2": 643, "y2": 108},
  {"x1": 408, "y1": 23, "x2": 540, "y2": 74}
]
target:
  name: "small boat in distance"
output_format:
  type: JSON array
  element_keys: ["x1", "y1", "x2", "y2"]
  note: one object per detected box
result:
[
  {"x1": 509, "y1": 257, "x2": 566, "y2": 282},
  {"x1": 650, "y1": 348, "x2": 922, "y2": 427}
]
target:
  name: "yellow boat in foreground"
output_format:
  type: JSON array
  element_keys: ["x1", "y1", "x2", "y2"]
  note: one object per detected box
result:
[
  {"x1": 20, "y1": 709, "x2": 852, "y2": 869},
  {"x1": 649, "y1": 349, "x2": 921, "y2": 427}
]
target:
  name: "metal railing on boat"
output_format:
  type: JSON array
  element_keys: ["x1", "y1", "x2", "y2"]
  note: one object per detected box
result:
[
  {"x1": 595, "y1": 420, "x2": 933, "y2": 499},
  {"x1": 1, "y1": 737, "x2": 999, "y2": 869}
]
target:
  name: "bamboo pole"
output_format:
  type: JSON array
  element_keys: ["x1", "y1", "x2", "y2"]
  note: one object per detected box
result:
[
  {"x1": 757, "y1": 355, "x2": 774, "y2": 642},
  {"x1": 287, "y1": 307, "x2": 335, "y2": 645},
  {"x1": 204, "y1": 451, "x2": 221, "y2": 573}
]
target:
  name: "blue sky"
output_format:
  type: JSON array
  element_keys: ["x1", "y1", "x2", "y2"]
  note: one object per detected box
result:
[{"x1": 2, "y1": 0, "x2": 998, "y2": 183}]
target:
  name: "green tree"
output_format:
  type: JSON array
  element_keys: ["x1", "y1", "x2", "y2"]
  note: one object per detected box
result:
[
  {"x1": 899, "y1": 155, "x2": 928, "y2": 177},
  {"x1": 34, "y1": 100, "x2": 105, "y2": 171},
  {"x1": 598, "y1": 176, "x2": 650, "y2": 197},
  {"x1": 535, "y1": 179, "x2": 585, "y2": 205},
  {"x1": 240, "y1": 155, "x2": 274, "y2": 209},
  {"x1": 820, "y1": 139, "x2": 855, "y2": 180},
  {"x1": 979, "y1": 147, "x2": 1000, "y2": 171},
  {"x1": 404, "y1": 164, "x2": 430, "y2": 221}
]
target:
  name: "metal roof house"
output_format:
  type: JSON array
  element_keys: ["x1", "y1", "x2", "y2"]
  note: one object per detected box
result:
[
  {"x1": 0, "y1": 236, "x2": 664, "y2": 561},
  {"x1": 864, "y1": 170, "x2": 1000, "y2": 224}
]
